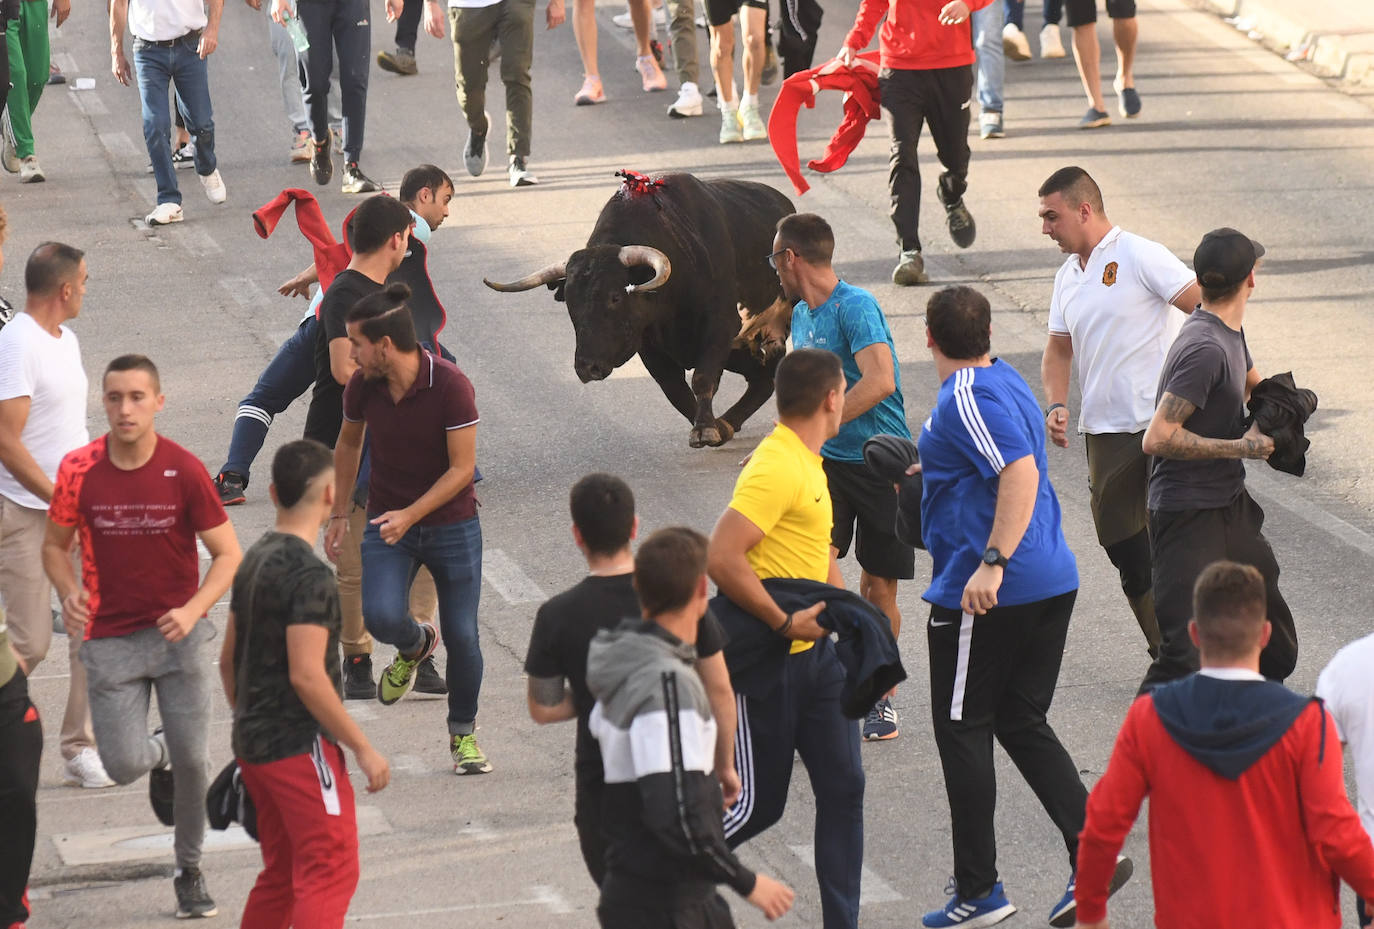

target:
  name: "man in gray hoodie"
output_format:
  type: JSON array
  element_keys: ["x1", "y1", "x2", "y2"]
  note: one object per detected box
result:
[{"x1": 587, "y1": 527, "x2": 794, "y2": 929}]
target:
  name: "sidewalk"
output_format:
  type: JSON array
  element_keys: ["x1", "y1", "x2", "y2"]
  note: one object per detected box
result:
[{"x1": 1188, "y1": 0, "x2": 1374, "y2": 88}]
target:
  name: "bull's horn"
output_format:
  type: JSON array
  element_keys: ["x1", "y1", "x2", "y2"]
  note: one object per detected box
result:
[
  {"x1": 619, "y1": 246, "x2": 671, "y2": 293},
  {"x1": 483, "y1": 261, "x2": 567, "y2": 293}
]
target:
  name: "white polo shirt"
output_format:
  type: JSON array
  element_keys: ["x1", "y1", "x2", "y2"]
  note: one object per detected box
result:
[
  {"x1": 1048, "y1": 226, "x2": 1197, "y2": 435},
  {"x1": 128, "y1": 0, "x2": 208, "y2": 43},
  {"x1": 1316, "y1": 633, "x2": 1374, "y2": 839}
]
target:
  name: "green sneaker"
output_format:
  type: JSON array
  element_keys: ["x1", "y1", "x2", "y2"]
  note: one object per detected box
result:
[
  {"x1": 450, "y1": 733, "x2": 493, "y2": 775},
  {"x1": 377, "y1": 623, "x2": 438, "y2": 705}
]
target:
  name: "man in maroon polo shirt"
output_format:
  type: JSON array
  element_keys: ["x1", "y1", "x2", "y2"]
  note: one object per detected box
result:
[{"x1": 323, "y1": 283, "x2": 491, "y2": 775}]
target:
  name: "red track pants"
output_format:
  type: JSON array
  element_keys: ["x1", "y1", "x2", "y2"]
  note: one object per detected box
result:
[{"x1": 238, "y1": 738, "x2": 360, "y2": 929}]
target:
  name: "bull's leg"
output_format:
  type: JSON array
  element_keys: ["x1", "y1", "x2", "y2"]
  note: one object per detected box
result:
[
  {"x1": 637, "y1": 346, "x2": 698, "y2": 424},
  {"x1": 688, "y1": 365, "x2": 729, "y2": 448},
  {"x1": 720, "y1": 349, "x2": 776, "y2": 434}
]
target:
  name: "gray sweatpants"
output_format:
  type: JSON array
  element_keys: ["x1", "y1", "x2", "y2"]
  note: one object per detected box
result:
[{"x1": 81, "y1": 622, "x2": 213, "y2": 870}]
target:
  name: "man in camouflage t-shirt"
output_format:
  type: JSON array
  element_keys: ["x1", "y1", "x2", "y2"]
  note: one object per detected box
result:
[{"x1": 221, "y1": 439, "x2": 389, "y2": 927}]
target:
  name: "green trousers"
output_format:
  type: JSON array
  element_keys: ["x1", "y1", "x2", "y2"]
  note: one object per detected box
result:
[
  {"x1": 449, "y1": 0, "x2": 534, "y2": 160},
  {"x1": 6, "y1": 0, "x2": 49, "y2": 159}
]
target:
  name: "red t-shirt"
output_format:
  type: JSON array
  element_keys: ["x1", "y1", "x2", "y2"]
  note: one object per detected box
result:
[
  {"x1": 49, "y1": 435, "x2": 229, "y2": 639},
  {"x1": 342, "y1": 351, "x2": 479, "y2": 526}
]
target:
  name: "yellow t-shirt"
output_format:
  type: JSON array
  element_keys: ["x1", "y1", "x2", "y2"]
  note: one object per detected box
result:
[{"x1": 727, "y1": 423, "x2": 832, "y2": 654}]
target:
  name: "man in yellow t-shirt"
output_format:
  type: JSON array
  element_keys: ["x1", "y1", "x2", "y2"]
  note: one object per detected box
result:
[{"x1": 707, "y1": 348, "x2": 866, "y2": 929}]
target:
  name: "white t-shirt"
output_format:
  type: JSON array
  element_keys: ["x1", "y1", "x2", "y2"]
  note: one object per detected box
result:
[
  {"x1": 449, "y1": 0, "x2": 502, "y2": 9},
  {"x1": 1315, "y1": 633, "x2": 1374, "y2": 839},
  {"x1": 1047, "y1": 226, "x2": 1197, "y2": 434},
  {"x1": 0, "y1": 313, "x2": 90, "y2": 510},
  {"x1": 128, "y1": 0, "x2": 208, "y2": 42}
]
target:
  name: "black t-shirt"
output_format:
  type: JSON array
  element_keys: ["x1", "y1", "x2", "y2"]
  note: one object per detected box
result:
[
  {"x1": 1148, "y1": 309, "x2": 1254, "y2": 512},
  {"x1": 303, "y1": 269, "x2": 383, "y2": 447},
  {"x1": 524, "y1": 574, "x2": 726, "y2": 780},
  {"x1": 230, "y1": 532, "x2": 343, "y2": 765}
]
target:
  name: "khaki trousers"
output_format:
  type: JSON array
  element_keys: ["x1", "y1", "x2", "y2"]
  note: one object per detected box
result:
[
  {"x1": 337, "y1": 504, "x2": 436, "y2": 656},
  {"x1": 0, "y1": 494, "x2": 95, "y2": 759}
]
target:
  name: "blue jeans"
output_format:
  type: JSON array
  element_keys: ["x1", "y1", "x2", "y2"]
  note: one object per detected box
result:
[
  {"x1": 219, "y1": 317, "x2": 318, "y2": 482},
  {"x1": 133, "y1": 34, "x2": 217, "y2": 205},
  {"x1": 1004, "y1": 0, "x2": 1062, "y2": 28},
  {"x1": 361, "y1": 515, "x2": 483, "y2": 734},
  {"x1": 973, "y1": 0, "x2": 1004, "y2": 114}
]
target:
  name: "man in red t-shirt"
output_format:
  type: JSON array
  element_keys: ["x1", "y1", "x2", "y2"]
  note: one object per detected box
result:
[
  {"x1": 1075, "y1": 561, "x2": 1374, "y2": 929},
  {"x1": 42, "y1": 354, "x2": 242, "y2": 921},
  {"x1": 323, "y1": 284, "x2": 489, "y2": 776}
]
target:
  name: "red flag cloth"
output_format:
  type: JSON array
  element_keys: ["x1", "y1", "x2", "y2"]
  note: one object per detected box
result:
[
  {"x1": 767, "y1": 53, "x2": 882, "y2": 196},
  {"x1": 252, "y1": 189, "x2": 353, "y2": 296}
]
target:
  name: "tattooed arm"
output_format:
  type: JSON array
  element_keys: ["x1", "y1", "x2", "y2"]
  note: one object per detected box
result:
[
  {"x1": 528, "y1": 675, "x2": 577, "y2": 724},
  {"x1": 1142, "y1": 391, "x2": 1274, "y2": 460}
]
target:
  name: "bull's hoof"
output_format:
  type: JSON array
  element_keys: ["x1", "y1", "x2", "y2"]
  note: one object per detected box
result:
[
  {"x1": 710, "y1": 419, "x2": 736, "y2": 446},
  {"x1": 690, "y1": 425, "x2": 722, "y2": 448}
]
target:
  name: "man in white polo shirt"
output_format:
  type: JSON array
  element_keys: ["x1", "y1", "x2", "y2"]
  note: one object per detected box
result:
[
  {"x1": 0, "y1": 242, "x2": 112, "y2": 789},
  {"x1": 1036, "y1": 166, "x2": 1199, "y2": 659},
  {"x1": 110, "y1": 0, "x2": 228, "y2": 226}
]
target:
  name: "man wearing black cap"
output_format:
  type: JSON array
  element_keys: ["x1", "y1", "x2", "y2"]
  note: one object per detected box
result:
[{"x1": 1140, "y1": 228, "x2": 1296, "y2": 691}]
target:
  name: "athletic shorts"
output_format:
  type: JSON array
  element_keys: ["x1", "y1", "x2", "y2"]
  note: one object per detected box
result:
[
  {"x1": 706, "y1": 0, "x2": 766, "y2": 29},
  {"x1": 824, "y1": 458, "x2": 915, "y2": 580},
  {"x1": 1084, "y1": 431, "x2": 1149, "y2": 548},
  {"x1": 1064, "y1": 0, "x2": 1135, "y2": 27}
]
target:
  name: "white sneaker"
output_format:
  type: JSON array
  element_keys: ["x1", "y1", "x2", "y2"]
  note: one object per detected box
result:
[
  {"x1": 146, "y1": 202, "x2": 184, "y2": 226},
  {"x1": 739, "y1": 102, "x2": 767, "y2": 140},
  {"x1": 612, "y1": 4, "x2": 665, "y2": 28},
  {"x1": 1002, "y1": 22, "x2": 1031, "y2": 61},
  {"x1": 199, "y1": 168, "x2": 227, "y2": 204},
  {"x1": 19, "y1": 155, "x2": 45, "y2": 183},
  {"x1": 1040, "y1": 23, "x2": 1066, "y2": 58},
  {"x1": 62, "y1": 748, "x2": 116, "y2": 789},
  {"x1": 719, "y1": 106, "x2": 743, "y2": 144},
  {"x1": 668, "y1": 81, "x2": 703, "y2": 118}
]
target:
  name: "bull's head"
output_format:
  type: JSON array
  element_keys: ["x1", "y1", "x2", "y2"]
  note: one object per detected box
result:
[{"x1": 484, "y1": 245, "x2": 671, "y2": 382}]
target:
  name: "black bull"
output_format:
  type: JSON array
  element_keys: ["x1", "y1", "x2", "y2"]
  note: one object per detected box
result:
[{"x1": 484, "y1": 173, "x2": 796, "y2": 447}]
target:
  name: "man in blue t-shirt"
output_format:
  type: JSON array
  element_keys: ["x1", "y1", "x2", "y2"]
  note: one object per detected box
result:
[
  {"x1": 773, "y1": 213, "x2": 913, "y2": 742},
  {"x1": 915, "y1": 286, "x2": 1129, "y2": 929}
]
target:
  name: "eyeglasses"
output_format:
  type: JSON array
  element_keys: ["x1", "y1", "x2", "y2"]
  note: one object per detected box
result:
[{"x1": 766, "y1": 248, "x2": 792, "y2": 270}]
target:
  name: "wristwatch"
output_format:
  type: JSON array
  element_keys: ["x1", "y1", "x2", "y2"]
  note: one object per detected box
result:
[{"x1": 981, "y1": 547, "x2": 1008, "y2": 569}]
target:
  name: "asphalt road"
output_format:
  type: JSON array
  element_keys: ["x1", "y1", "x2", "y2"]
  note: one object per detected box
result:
[{"x1": 10, "y1": 0, "x2": 1374, "y2": 925}]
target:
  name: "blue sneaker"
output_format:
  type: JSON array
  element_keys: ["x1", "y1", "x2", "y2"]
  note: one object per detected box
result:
[
  {"x1": 1048, "y1": 855, "x2": 1134, "y2": 928},
  {"x1": 922, "y1": 880, "x2": 1016, "y2": 929}
]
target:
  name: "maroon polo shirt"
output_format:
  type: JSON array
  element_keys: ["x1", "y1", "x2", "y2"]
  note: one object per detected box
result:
[{"x1": 342, "y1": 351, "x2": 479, "y2": 526}]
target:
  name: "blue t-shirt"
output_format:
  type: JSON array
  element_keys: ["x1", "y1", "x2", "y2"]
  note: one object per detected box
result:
[
  {"x1": 917, "y1": 359, "x2": 1078, "y2": 610},
  {"x1": 790, "y1": 280, "x2": 910, "y2": 462}
]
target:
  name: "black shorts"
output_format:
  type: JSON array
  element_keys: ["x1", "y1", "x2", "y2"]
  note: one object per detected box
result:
[
  {"x1": 1064, "y1": 0, "x2": 1135, "y2": 27},
  {"x1": 706, "y1": 0, "x2": 766, "y2": 29},
  {"x1": 824, "y1": 458, "x2": 915, "y2": 580}
]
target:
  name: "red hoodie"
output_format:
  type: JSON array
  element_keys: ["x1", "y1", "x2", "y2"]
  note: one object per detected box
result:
[
  {"x1": 844, "y1": 0, "x2": 993, "y2": 72},
  {"x1": 1077, "y1": 689, "x2": 1374, "y2": 928}
]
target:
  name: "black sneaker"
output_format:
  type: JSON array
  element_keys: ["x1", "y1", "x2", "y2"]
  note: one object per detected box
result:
[
  {"x1": 944, "y1": 199, "x2": 976, "y2": 249},
  {"x1": 1078, "y1": 107, "x2": 1111, "y2": 129},
  {"x1": 214, "y1": 471, "x2": 246, "y2": 506},
  {"x1": 343, "y1": 654, "x2": 375, "y2": 700},
  {"x1": 414, "y1": 655, "x2": 448, "y2": 696},
  {"x1": 310, "y1": 138, "x2": 333, "y2": 185},
  {"x1": 341, "y1": 161, "x2": 382, "y2": 194},
  {"x1": 464, "y1": 119, "x2": 489, "y2": 177},
  {"x1": 173, "y1": 868, "x2": 218, "y2": 919},
  {"x1": 149, "y1": 728, "x2": 175, "y2": 827}
]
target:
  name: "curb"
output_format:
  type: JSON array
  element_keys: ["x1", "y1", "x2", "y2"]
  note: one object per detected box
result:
[{"x1": 1187, "y1": 0, "x2": 1374, "y2": 88}]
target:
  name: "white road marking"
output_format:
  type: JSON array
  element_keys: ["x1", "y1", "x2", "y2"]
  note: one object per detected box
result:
[
  {"x1": 98, "y1": 131, "x2": 139, "y2": 158},
  {"x1": 178, "y1": 225, "x2": 223, "y2": 257},
  {"x1": 52, "y1": 52, "x2": 77, "y2": 73},
  {"x1": 1246, "y1": 466, "x2": 1374, "y2": 558},
  {"x1": 605, "y1": 355, "x2": 649, "y2": 380},
  {"x1": 347, "y1": 885, "x2": 571, "y2": 920},
  {"x1": 789, "y1": 844, "x2": 904, "y2": 905},
  {"x1": 482, "y1": 548, "x2": 546, "y2": 604},
  {"x1": 69, "y1": 90, "x2": 108, "y2": 116},
  {"x1": 220, "y1": 276, "x2": 273, "y2": 312},
  {"x1": 345, "y1": 702, "x2": 378, "y2": 721}
]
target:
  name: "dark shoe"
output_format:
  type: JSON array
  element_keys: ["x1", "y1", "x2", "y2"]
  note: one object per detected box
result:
[
  {"x1": 508, "y1": 156, "x2": 539, "y2": 188},
  {"x1": 173, "y1": 868, "x2": 218, "y2": 919},
  {"x1": 343, "y1": 654, "x2": 375, "y2": 700},
  {"x1": 1115, "y1": 81, "x2": 1141, "y2": 118},
  {"x1": 414, "y1": 655, "x2": 448, "y2": 695},
  {"x1": 464, "y1": 118, "x2": 489, "y2": 177},
  {"x1": 149, "y1": 728, "x2": 175, "y2": 827},
  {"x1": 761, "y1": 40, "x2": 779, "y2": 85},
  {"x1": 1078, "y1": 107, "x2": 1111, "y2": 129},
  {"x1": 341, "y1": 161, "x2": 382, "y2": 194},
  {"x1": 862, "y1": 696, "x2": 899, "y2": 741},
  {"x1": 376, "y1": 46, "x2": 418, "y2": 75},
  {"x1": 214, "y1": 471, "x2": 246, "y2": 506},
  {"x1": 892, "y1": 249, "x2": 929, "y2": 286},
  {"x1": 649, "y1": 37, "x2": 665, "y2": 67},
  {"x1": 1048, "y1": 856, "x2": 1132, "y2": 928},
  {"x1": 310, "y1": 138, "x2": 333, "y2": 185},
  {"x1": 944, "y1": 199, "x2": 976, "y2": 248}
]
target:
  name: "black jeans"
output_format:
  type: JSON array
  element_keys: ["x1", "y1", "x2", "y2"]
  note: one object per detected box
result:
[
  {"x1": 0, "y1": 671, "x2": 42, "y2": 926},
  {"x1": 878, "y1": 64, "x2": 973, "y2": 252},
  {"x1": 574, "y1": 773, "x2": 607, "y2": 887},
  {"x1": 298, "y1": 0, "x2": 370, "y2": 162},
  {"x1": 394, "y1": 0, "x2": 421, "y2": 51},
  {"x1": 1143, "y1": 490, "x2": 1297, "y2": 692},
  {"x1": 928, "y1": 590, "x2": 1087, "y2": 899},
  {"x1": 776, "y1": 0, "x2": 821, "y2": 77}
]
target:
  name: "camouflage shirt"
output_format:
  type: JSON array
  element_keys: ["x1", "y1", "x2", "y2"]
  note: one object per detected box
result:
[{"x1": 230, "y1": 532, "x2": 342, "y2": 764}]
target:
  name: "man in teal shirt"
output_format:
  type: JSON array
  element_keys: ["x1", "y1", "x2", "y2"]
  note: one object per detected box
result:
[{"x1": 772, "y1": 212, "x2": 913, "y2": 741}]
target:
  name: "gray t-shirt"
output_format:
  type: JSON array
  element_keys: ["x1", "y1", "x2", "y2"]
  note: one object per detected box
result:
[{"x1": 1147, "y1": 310, "x2": 1253, "y2": 512}]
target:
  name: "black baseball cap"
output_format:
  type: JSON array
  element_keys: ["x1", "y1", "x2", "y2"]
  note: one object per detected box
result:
[{"x1": 1194, "y1": 227, "x2": 1265, "y2": 289}]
